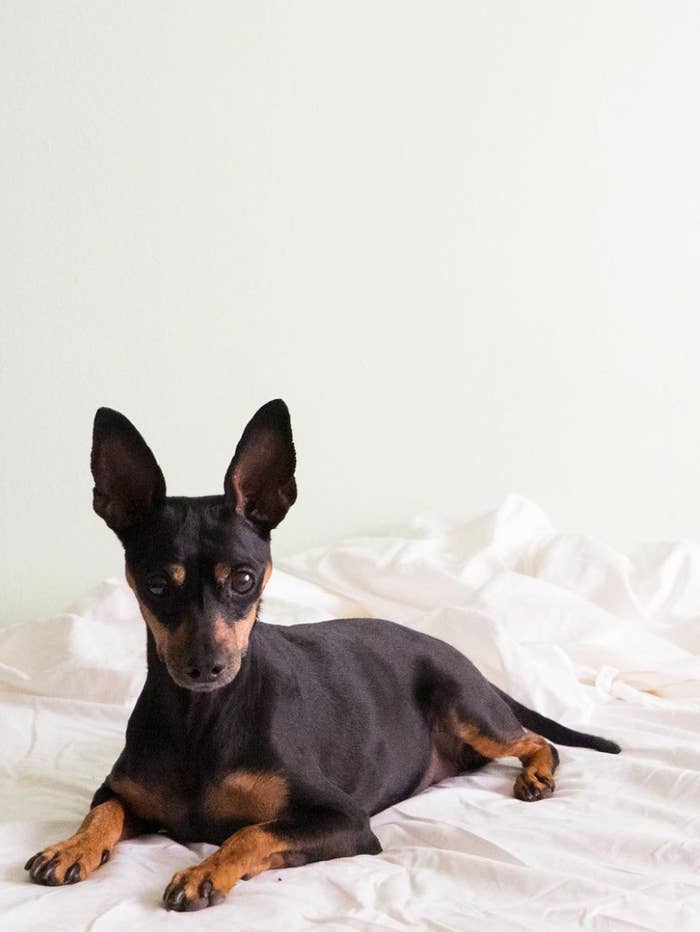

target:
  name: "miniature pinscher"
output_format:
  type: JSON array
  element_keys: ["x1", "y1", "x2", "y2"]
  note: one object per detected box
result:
[{"x1": 25, "y1": 399, "x2": 620, "y2": 910}]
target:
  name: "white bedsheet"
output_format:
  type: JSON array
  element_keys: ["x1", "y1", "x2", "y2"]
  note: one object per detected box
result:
[{"x1": 1, "y1": 496, "x2": 699, "y2": 931}]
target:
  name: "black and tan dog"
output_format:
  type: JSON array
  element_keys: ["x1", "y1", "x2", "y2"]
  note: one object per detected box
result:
[{"x1": 25, "y1": 400, "x2": 620, "y2": 910}]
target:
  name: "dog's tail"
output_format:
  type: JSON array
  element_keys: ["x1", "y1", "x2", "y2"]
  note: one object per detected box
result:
[{"x1": 493, "y1": 685, "x2": 621, "y2": 754}]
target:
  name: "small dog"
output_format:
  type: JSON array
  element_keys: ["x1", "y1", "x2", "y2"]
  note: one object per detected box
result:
[{"x1": 25, "y1": 399, "x2": 620, "y2": 911}]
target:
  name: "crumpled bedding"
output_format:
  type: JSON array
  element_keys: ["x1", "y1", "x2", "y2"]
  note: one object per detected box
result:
[{"x1": 1, "y1": 495, "x2": 699, "y2": 931}]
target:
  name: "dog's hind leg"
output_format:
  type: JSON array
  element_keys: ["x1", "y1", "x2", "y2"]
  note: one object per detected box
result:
[
  {"x1": 418, "y1": 657, "x2": 560, "y2": 801},
  {"x1": 447, "y1": 709, "x2": 560, "y2": 801}
]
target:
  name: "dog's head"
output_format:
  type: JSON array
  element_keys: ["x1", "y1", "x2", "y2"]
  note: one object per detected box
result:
[{"x1": 90, "y1": 399, "x2": 296, "y2": 692}]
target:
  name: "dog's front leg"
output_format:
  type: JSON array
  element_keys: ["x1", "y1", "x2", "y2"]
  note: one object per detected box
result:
[
  {"x1": 163, "y1": 807, "x2": 381, "y2": 911},
  {"x1": 25, "y1": 793, "x2": 141, "y2": 886}
]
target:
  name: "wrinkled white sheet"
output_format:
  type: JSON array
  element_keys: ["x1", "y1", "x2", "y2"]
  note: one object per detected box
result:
[{"x1": 1, "y1": 496, "x2": 699, "y2": 931}]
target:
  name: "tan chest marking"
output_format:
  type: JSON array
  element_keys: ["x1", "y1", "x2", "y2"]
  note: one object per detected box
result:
[
  {"x1": 203, "y1": 770, "x2": 288, "y2": 824},
  {"x1": 110, "y1": 775, "x2": 187, "y2": 826}
]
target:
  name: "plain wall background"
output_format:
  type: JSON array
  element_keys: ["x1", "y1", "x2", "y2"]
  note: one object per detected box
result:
[{"x1": 2, "y1": 1, "x2": 700, "y2": 625}]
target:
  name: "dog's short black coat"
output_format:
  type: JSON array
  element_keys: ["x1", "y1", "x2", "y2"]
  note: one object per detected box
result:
[{"x1": 25, "y1": 399, "x2": 620, "y2": 911}]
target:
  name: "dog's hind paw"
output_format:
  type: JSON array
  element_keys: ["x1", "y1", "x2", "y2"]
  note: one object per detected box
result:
[{"x1": 513, "y1": 767, "x2": 555, "y2": 802}]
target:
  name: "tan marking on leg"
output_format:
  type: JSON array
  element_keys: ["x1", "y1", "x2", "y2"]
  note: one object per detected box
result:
[
  {"x1": 453, "y1": 715, "x2": 555, "y2": 800},
  {"x1": 25, "y1": 798, "x2": 136, "y2": 886},
  {"x1": 165, "y1": 825, "x2": 288, "y2": 906},
  {"x1": 203, "y1": 770, "x2": 288, "y2": 823}
]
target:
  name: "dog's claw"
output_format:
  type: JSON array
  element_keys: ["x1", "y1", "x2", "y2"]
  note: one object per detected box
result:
[
  {"x1": 171, "y1": 892, "x2": 185, "y2": 910},
  {"x1": 163, "y1": 875, "x2": 226, "y2": 911},
  {"x1": 65, "y1": 862, "x2": 82, "y2": 884},
  {"x1": 200, "y1": 879, "x2": 225, "y2": 905},
  {"x1": 33, "y1": 853, "x2": 59, "y2": 884},
  {"x1": 163, "y1": 883, "x2": 186, "y2": 910}
]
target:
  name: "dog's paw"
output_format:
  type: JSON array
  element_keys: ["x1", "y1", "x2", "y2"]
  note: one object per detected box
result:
[
  {"x1": 25, "y1": 840, "x2": 110, "y2": 886},
  {"x1": 163, "y1": 867, "x2": 227, "y2": 911},
  {"x1": 513, "y1": 767, "x2": 555, "y2": 802}
]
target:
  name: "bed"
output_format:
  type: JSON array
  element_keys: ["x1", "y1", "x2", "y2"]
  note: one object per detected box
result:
[{"x1": 1, "y1": 496, "x2": 699, "y2": 931}]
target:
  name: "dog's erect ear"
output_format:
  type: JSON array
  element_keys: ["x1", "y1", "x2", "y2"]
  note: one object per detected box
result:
[
  {"x1": 224, "y1": 399, "x2": 297, "y2": 532},
  {"x1": 91, "y1": 408, "x2": 166, "y2": 532}
]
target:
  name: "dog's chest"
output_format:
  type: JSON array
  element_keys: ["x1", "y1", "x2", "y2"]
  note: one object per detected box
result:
[{"x1": 109, "y1": 766, "x2": 288, "y2": 845}]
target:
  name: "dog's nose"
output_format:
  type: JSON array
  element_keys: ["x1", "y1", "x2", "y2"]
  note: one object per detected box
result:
[{"x1": 185, "y1": 660, "x2": 225, "y2": 683}]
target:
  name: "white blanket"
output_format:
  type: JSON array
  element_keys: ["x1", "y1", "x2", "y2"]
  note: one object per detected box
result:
[{"x1": 1, "y1": 496, "x2": 699, "y2": 931}]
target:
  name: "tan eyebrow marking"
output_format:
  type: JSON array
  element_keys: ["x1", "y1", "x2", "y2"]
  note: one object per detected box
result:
[
  {"x1": 214, "y1": 562, "x2": 231, "y2": 584},
  {"x1": 168, "y1": 564, "x2": 186, "y2": 585}
]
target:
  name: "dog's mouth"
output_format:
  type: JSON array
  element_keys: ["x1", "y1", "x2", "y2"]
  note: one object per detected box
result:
[{"x1": 179, "y1": 680, "x2": 227, "y2": 693}]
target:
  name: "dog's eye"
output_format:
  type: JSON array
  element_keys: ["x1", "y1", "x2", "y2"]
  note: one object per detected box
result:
[
  {"x1": 146, "y1": 574, "x2": 169, "y2": 597},
  {"x1": 231, "y1": 569, "x2": 255, "y2": 594}
]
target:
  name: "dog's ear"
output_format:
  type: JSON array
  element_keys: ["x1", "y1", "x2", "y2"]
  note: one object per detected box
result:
[
  {"x1": 224, "y1": 399, "x2": 297, "y2": 533},
  {"x1": 91, "y1": 408, "x2": 166, "y2": 532}
]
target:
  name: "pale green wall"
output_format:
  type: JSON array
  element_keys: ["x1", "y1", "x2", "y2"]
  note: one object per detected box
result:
[{"x1": 3, "y1": 1, "x2": 700, "y2": 624}]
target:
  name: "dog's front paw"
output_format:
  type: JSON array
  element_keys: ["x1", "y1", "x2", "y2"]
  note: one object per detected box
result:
[
  {"x1": 513, "y1": 767, "x2": 555, "y2": 802},
  {"x1": 25, "y1": 840, "x2": 110, "y2": 886},
  {"x1": 163, "y1": 867, "x2": 227, "y2": 911}
]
